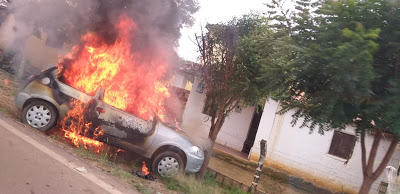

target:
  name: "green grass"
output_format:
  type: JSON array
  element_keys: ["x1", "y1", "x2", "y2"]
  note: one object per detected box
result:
[
  {"x1": 74, "y1": 146, "x2": 97, "y2": 161},
  {"x1": 225, "y1": 187, "x2": 249, "y2": 194},
  {"x1": 110, "y1": 165, "x2": 134, "y2": 179},
  {"x1": 68, "y1": 136, "x2": 250, "y2": 194},
  {"x1": 179, "y1": 175, "x2": 220, "y2": 194},
  {"x1": 135, "y1": 183, "x2": 144, "y2": 192},
  {"x1": 11, "y1": 90, "x2": 18, "y2": 97},
  {"x1": 160, "y1": 177, "x2": 179, "y2": 191},
  {"x1": 203, "y1": 171, "x2": 218, "y2": 186},
  {"x1": 0, "y1": 107, "x2": 9, "y2": 114},
  {"x1": 135, "y1": 183, "x2": 152, "y2": 194},
  {"x1": 99, "y1": 152, "x2": 109, "y2": 166},
  {"x1": 160, "y1": 171, "x2": 250, "y2": 194},
  {"x1": 73, "y1": 145, "x2": 134, "y2": 179},
  {"x1": 49, "y1": 133, "x2": 62, "y2": 141},
  {"x1": 74, "y1": 145, "x2": 139, "y2": 191},
  {"x1": 97, "y1": 146, "x2": 120, "y2": 167},
  {"x1": 161, "y1": 173, "x2": 221, "y2": 194},
  {"x1": 143, "y1": 187, "x2": 152, "y2": 194},
  {"x1": 78, "y1": 146, "x2": 135, "y2": 180}
]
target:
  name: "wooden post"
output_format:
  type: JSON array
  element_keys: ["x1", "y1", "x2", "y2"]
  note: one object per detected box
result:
[{"x1": 248, "y1": 139, "x2": 267, "y2": 193}]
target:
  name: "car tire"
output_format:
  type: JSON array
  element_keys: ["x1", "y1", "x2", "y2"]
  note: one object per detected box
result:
[
  {"x1": 152, "y1": 151, "x2": 184, "y2": 177},
  {"x1": 22, "y1": 100, "x2": 57, "y2": 132}
]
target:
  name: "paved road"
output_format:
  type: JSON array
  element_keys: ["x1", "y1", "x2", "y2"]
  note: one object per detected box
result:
[{"x1": 0, "y1": 115, "x2": 138, "y2": 194}]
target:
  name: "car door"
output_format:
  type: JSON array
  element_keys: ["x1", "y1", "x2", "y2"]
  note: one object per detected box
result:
[{"x1": 86, "y1": 88, "x2": 158, "y2": 154}]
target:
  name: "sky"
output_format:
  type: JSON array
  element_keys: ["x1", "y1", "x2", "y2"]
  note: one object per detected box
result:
[{"x1": 177, "y1": 0, "x2": 267, "y2": 62}]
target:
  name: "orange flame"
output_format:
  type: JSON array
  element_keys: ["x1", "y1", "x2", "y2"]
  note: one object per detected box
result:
[
  {"x1": 57, "y1": 13, "x2": 170, "y2": 121},
  {"x1": 142, "y1": 161, "x2": 149, "y2": 175},
  {"x1": 4, "y1": 79, "x2": 9, "y2": 86},
  {"x1": 60, "y1": 100, "x2": 104, "y2": 153}
]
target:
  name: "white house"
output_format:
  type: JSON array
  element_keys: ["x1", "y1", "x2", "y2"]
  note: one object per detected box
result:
[
  {"x1": 181, "y1": 78, "x2": 258, "y2": 152},
  {"x1": 181, "y1": 78, "x2": 400, "y2": 193}
]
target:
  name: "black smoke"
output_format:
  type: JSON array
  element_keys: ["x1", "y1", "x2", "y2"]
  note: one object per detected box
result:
[{"x1": 4, "y1": 0, "x2": 198, "y2": 73}]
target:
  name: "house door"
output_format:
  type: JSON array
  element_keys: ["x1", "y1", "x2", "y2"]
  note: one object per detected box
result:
[{"x1": 241, "y1": 105, "x2": 263, "y2": 154}]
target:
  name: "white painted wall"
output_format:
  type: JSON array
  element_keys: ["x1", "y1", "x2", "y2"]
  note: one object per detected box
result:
[
  {"x1": 0, "y1": 14, "x2": 71, "y2": 70},
  {"x1": 181, "y1": 78, "x2": 255, "y2": 151},
  {"x1": 0, "y1": 14, "x2": 15, "y2": 49},
  {"x1": 251, "y1": 101, "x2": 400, "y2": 193},
  {"x1": 169, "y1": 72, "x2": 193, "y2": 91},
  {"x1": 170, "y1": 73, "x2": 186, "y2": 89}
]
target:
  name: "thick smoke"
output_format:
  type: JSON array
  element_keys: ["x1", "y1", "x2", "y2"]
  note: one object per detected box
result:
[
  {"x1": 3, "y1": 0, "x2": 198, "y2": 74},
  {"x1": 3, "y1": 0, "x2": 204, "y2": 145}
]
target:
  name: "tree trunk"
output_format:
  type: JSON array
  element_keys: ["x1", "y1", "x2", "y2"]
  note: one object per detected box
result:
[
  {"x1": 198, "y1": 141, "x2": 215, "y2": 178},
  {"x1": 359, "y1": 177, "x2": 375, "y2": 194},
  {"x1": 198, "y1": 116, "x2": 225, "y2": 179},
  {"x1": 359, "y1": 131, "x2": 399, "y2": 193}
]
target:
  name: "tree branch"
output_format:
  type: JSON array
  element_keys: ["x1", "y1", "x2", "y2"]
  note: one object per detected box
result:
[
  {"x1": 225, "y1": 89, "x2": 245, "y2": 109},
  {"x1": 226, "y1": 100, "x2": 241, "y2": 113},
  {"x1": 373, "y1": 137, "x2": 399, "y2": 179},
  {"x1": 226, "y1": 61, "x2": 238, "y2": 79},
  {"x1": 366, "y1": 131, "x2": 382, "y2": 175},
  {"x1": 360, "y1": 131, "x2": 367, "y2": 176}
]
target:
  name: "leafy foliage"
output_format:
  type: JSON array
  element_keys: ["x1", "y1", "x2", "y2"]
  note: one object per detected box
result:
[
  {"x1": 195, "y1": 15, "x2": 275, "y2": 178},
  {"x1": 266, "y1": 0, "x2": 400, "y2": 136},
  {"x1": 197, "y1": 15, "x2": 272, "y2": 127}
]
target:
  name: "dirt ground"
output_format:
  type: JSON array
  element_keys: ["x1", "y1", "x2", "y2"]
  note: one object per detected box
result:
[
  {"x1": 209, "y1": 152, "x2": 311, "y2": 194},
  {"x1": 0, "y1": 69, "x2": 19, "y2": 119}
]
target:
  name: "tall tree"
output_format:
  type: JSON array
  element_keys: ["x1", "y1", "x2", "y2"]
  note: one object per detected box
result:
[
  {"x1": 195, "y1": 15, "x2": 272, "y2": 178},
  {"x1": 264, "y1": 0, "x2": 400, "y2": 193}
]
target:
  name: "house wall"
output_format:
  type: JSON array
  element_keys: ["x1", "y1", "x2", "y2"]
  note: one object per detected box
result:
[
  {"x1": 181, "y1": 78, "x2": 255, "y2": 151},
  {"x1": 0, "y1": 14, "x2": 70, "y2": 71},
  {"x1": 169, "y1": 73, "x2": 192, "y2": 90},
  {"x1": 0, "y1": 14, "x2": 15, "y2": 49},
  {"x1": 170, "y1": 73, "x2": 186, "y2": 88},
  {"x1": 250, "y1": 101, "x2": 400, "y2": 193}
]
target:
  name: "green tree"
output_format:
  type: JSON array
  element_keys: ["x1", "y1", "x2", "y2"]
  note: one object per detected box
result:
[
  {"x1": 195, "y1": 15, "x2": 273, "y2": 178},
  {"x1": 264, "y1": 0, "x2": 400, "y2": 193}
]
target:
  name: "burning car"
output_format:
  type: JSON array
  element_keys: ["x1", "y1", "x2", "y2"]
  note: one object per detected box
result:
[{"x1": 16, "y1": 66, "x2": 204, "y2": 177}]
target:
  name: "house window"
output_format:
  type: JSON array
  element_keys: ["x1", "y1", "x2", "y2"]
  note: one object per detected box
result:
[
  {"x1": 196, "y1": 83, "x2": 204, "y2": 93},
  {"x1": 328, "y1": 131, "x2": 356, "y2": 160}
]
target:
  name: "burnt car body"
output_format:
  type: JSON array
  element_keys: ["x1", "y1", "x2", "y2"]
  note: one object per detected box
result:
[{"x1": 16, "y1": 67, "x2": 204, "y2": 177}]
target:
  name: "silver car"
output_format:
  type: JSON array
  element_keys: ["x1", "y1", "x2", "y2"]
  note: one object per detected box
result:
[{"x1": 16, "y1": 67, "x2": 204, "y2": 176}]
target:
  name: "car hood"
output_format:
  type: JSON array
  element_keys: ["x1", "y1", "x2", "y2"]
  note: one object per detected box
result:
[{"x1": 158, "y1": 122, "x2": 204, "y2": 150}]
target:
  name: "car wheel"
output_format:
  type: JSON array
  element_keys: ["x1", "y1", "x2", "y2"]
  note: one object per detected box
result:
[
  {"x1": 22, "y1": 100, "x2": 57, "y2": 131},
  {"x1": 152, "y1": 151, "x2": 184, "y2": 177}
]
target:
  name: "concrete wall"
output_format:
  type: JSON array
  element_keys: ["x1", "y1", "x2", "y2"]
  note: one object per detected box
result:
[
  {"x1": 0, "y1": 14, "x2": 15, "y2": 49},
  {"x1": 181, "y1": 78, "x2": 255, "y2": 151},
  {"x1": 169, "y1": 72, "x2": 192, "y2": 90},
  {"x1": 0, "y1": 14, "x2": 70, "y2": 71},
  {"x1": 250, "y1": 101, "x2": 400, "y2": 193}
]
